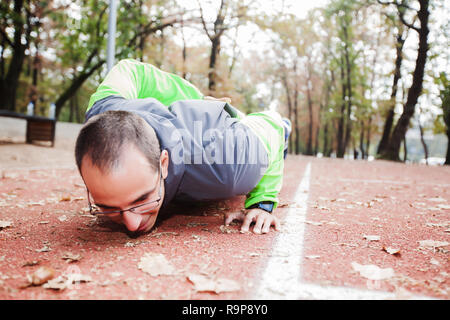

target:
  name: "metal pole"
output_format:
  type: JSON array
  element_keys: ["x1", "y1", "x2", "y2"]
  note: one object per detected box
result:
[{"x1": 107, "y1": 0, "x2": 118, "y2": 72}]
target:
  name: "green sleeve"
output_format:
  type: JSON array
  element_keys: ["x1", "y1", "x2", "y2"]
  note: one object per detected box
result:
[
  {"x1": 87, "y1": 59, "x2": 203, "y2": 110},
  {"x1": 241, "y1": 112, "x2": 285, "y2": 211},
  {"x1": 244, "y1": 158, "x2": 284, "y2": 211}
]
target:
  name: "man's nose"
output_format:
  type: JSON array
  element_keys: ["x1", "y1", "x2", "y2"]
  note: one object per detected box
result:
[{"x1": 122, "y1": 211, "x2": 143, "y2": 232}]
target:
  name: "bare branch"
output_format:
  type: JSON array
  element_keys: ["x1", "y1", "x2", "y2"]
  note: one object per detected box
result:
[
  {"x1": 0, "y1": 28, "x2": 14, "y2": 48},
  {"x1": 376, "y1": 0, "x2": 415, "y2": 11},
  {"x1": 398, "y1": 10, "x2": 420, "y2": 32},
  {"x1": 196, "y1": 0, "x2": 213, "y2": 40}
]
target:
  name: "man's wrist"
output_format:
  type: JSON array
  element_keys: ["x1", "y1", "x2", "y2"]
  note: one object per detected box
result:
[{"x1": 248, "y1": 201, "x2": 274, "y2": 213}]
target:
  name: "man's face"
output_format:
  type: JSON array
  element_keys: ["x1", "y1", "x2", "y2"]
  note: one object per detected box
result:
[{"x1": 81, "y1": 145, "x2": 168, "y2": 233}]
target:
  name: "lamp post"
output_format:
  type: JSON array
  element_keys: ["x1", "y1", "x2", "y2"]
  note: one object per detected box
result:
[{"x1": 107, "y1": 0, "x2": 118, "y2": 72}]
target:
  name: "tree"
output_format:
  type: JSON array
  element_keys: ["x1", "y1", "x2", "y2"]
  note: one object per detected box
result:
[
  {"x1": 0, "y1": 0, "x2": 60, "y2": 111},
  {"x1": 51, "y1": 0, "x2": 182, "y2": 119},
  {"x1": 378, "y1": 0, "x2": 430, "y2": 161},
  {"x1": 435, "y1": 72, "x2": 450, "y2": 165},
  {"x1": 196, "y1": 0, "x2": 251, "y2": 94}
]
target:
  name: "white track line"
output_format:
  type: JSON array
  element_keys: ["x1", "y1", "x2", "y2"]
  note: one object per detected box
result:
[
  {"x1": 253, "y1": 161, "x2": 434, "y2": 300},
  {"x1": 253, "y1": 162, "x2": 311, "y2": 299}
]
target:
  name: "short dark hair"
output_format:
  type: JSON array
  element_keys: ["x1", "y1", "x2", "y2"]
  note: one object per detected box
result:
[{"x1": 75, "y1": 110, "x2": 161, "y2": 174}]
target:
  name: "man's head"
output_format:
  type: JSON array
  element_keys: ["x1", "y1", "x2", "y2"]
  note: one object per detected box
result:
[{"x1": 75, "y1": 110, "x2": 169, "y2": 233}]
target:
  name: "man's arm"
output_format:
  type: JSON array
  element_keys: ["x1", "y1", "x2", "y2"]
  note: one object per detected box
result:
[
  {"x1": 225, "y1": 111, "x2": 285, "y2": 234},
  {"x1": 87, "y1": 59, "x2": 204, "y2": 111}
]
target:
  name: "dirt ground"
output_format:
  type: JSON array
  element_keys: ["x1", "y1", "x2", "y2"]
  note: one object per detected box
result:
[
  {"x1": 0, "y1": 117, "x2": 448, "y2": 300},
  {"x1": 0, "y1": 117, "x2": 82, "y2": 170}
]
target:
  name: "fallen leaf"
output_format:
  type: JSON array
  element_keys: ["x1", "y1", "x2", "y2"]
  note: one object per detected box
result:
[
  {"x1": 22, "y1": 260, "x2": 40, "y2": 267},
  {"x1": 219, "y1": 225, "x2": 238, "y2": 234},
  {"x1": 430, "y1": 258, "x2": 440, "y2": 266},
  {"x1": 30, "y1": 266, "x2": 55, "y2": 286},
  {"x1": 43, "y1": 273, "x2": 92, "y2": 290},
  {"x1": 186, "y1": 222, "x2": 209, "y2": 227},
  {"x1": 418, "y1": 240, "x2": 449, "y2": 249},
  {"x1": 248, "y1": 252, "x2": 261, "y2": 257},
  {"x1": 305, "y1": 221, "x2": 323, "y2": 226},
  {"x1": 187, "y1": 274, "x2": 240, "y2": 294},
  {"x1": 138, "y1": 253, "x2": 176, "y2": 276},
  {"x1": 61, "y1": 252, "x2": 82, "y2": 263},
  {"x1": 59, "y1": 196, "x2": 71, "y2": 202},
  {"x1": 58, "y1": 215, "x2": 68, "y2": 222},
  {"x1": 351, "y1": 262, "x2": 394, "y2": 280},
  {"x1": 150, "y1": 232, "x2": 179, "y2": 238},
  {"x1": 425, "y1": 222, "x2": 450, "y2": 228},
  {"x1": 35, "y1": 245, "x2": 51, "y2": 253},
  {"x1": 0, "y1": 220, "x2": 12, "y2": 230},
  {"x1": 382, "y1": 246, "x2": 401, "y2": 256},
  {"x1": 427, "y1": 197, "x2": 447, "y2": 203},
  {"x1": 363, "y1": 235, "x2": 380, "y2": 241}
]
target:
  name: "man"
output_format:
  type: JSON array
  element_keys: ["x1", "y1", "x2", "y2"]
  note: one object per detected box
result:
[{"x1": 75, "y1": 59, "x2": 291, "y2": 235}]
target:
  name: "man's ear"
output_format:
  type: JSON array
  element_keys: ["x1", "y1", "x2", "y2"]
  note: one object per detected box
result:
[{"x1": 160, "y1": 149, "x2": 169, "y2": 179}]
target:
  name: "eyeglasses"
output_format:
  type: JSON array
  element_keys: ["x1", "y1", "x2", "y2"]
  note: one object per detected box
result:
[{"x1": 86, "y1": 164, "x2": 163, "y2": 218}]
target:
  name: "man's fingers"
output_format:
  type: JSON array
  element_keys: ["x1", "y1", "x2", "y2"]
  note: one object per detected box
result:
[
  {"x1": 261, "y1": 216, "x2": 274, "y2": 234},
  {"x1": 224, "y1": 211, "x2": 244, "y2": 225},
  {"x1": 274, "y1": 216, "x2": 281, "y2": 231},
  {"x1": 252, "y1": 215, "x2": 265, "y2": 234},
  {"x1": 240, "y1": 211, "x2": 256, "y2": 233}
]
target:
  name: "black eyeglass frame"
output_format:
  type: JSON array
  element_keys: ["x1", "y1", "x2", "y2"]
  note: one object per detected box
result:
[{"x1": 86, "y1": 163, "x2": 163, "y2": 217}]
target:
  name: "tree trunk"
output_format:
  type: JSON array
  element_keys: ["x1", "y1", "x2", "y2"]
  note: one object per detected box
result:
[
  {"x1": 382, "y1": 0, "x2": 430, "y2": 161},
  {"x1": 208, "y1": 36, "x2": 220, "y2": 93},
  {"x1": 366, "y1": 115, "x2": 372, "y2": 159},
  {"x1": 0, "y1": 0, "x2": 27, "y2": 111},
  {"x1": 377, "y1": 25, "x2": 405, "y2": 156},
  {"x1": 293, "y1": 61, "x2": 300, "y2": 155},
  {"x1": 281, "y1": 73, "x2": 293, "y2": 155},
  {"x1": 418, "y1": 114, "x2": 429, "y2": 165},
  {"x1": 54, "y1": 60, "x2": 105, "y2": 119},
  {"x1": 342, "y1": 23, "x2": 353, "y2": 158},
  {"x1": 337, "y1": 57, "x2": 347, "y2": 158},
  {"x1": 323, "y1": 122, "x2": 329, "y2": 157},
  {"x1": 306, "y1": 78, "x2": 313, "y2": 156},
  {"x1": 360, "y1": 120, "x2": 366, "y2": 159},
  {"x1": 445, "y1": 128, "x2": 450, "y2": 165},
  {"x1": 403, "y1": 136, "x2": 407, "y2": 162}
]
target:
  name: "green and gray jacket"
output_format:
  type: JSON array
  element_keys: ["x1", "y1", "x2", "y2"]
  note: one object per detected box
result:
[{"x1": 85, "y1": 59, "x2": 283, "y2": 213}]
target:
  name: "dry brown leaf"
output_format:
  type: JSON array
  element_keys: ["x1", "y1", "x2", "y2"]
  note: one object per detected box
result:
[
  {"x1": 43, "y1": 273, "x2": 92, "y2": 290},
  {"x1": 150, "y1": 232, "x2": 179, "y2": 238},
  {"x1": 363, "y1": 235, "x2": 380, "y2": 241},
  {"x1": 0, "y1": 220, "x2": 12, "y2": 230},
  {"x1": 138, "y1": 253, "x2": 176, "y2": 276},
  {"x1": 186, "y1": 222, "x2": 209, "y2": 227},
  {"x1": 35, "y1": 245, "x2": 51, "y2": 253},
  {"x1": 61, "y1": 252, "x2": 82, "y2": 263},
  {"x1": 187, "y1": 274, "x2": 240, "y2": 294},
  {"x1": 427, "y1": 197, "x2": 447, "y2": 203},
  {"x1": 219, "y1": 225, "x2": 238, "y2": 234},
  {"x1": 29, "y1": 266, "x2": 55, "y2": 286},
  {"x1": 418, "y1": 240, "x2": 449, "y2": 249},
  {"x1": 351, "y1": 262, "x2": 395, "y2": 280},
  {"x1": 305, "y1": 221, "x2": 323, "y2": 226},
  {"x1": 382, "y1": 246, "x2": 401, "y2": 256},
  {"x1": 22, "y1": 260, "x2": 40, "y2": 267}
]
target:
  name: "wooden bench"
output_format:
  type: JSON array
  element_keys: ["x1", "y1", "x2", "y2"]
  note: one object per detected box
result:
[{"x1": 0, "y1": 110, "x2": 56, "y2": 147}]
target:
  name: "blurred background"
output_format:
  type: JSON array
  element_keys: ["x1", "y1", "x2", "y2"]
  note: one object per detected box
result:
[{"x1": 0, "y1": 0, "x2": 448, "y2": 164}]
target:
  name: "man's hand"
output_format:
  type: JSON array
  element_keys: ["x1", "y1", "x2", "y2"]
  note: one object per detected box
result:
[{"x1": 224, "y1": 208, "x2": 280, "y2": 234}]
